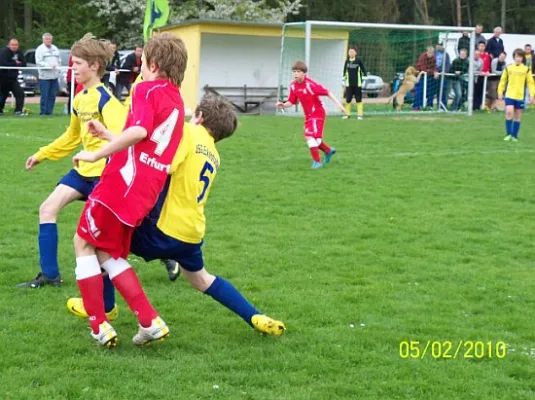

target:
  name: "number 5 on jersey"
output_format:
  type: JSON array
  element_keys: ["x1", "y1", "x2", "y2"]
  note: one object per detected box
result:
[{"x1": 198, "y1": 161, "x2": 214, "y2": 203}]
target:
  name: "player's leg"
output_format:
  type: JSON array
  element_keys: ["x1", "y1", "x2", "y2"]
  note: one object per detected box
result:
[
  {"x1": 355, "y1": 87, "x2": 364, "y2": 119},
  {"x1": 304, "y1": 121, "x2": 322, "y2": 168},
  {"x1": 17, "y1": 178, "x2": 85, "y2": 288},
  {"x1": 314, "y1": 119, "x2": 335, "y2": 164},
  {"x1": 176, "y1": 244, "x2": 285, "y2": 336},
  {"x1": 343, "y1": 86, "x2": 353, "y2": 118},
  {"x1": 512, "y1": 105, "x2": 523, "y2": 141},
  {"x1": 503, "y1": 101, "x2": 515, "y2": 140},
  {"x1": 73, "y1": 230, "x2": 117, "y2": 348},
  {"x1": 100, "y1": 253, "x2": 168, "y2": 345}
]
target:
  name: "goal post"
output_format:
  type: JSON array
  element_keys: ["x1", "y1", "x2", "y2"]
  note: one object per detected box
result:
[{"x1": 278, "y1": 21, "x2": 476, "y2": 116}]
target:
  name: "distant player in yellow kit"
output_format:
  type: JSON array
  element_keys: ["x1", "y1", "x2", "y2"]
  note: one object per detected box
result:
[
  {"x1": 498, "y1": 48, "x2": 535, "y2": 141},
  {"x1": 18, "y1": 34, "x2": 126, "y2": 311}
]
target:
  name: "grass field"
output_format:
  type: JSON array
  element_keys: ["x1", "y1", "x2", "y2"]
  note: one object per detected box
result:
[{"x1": 1, "y1": 106, "x2": 535, "y2": 399}]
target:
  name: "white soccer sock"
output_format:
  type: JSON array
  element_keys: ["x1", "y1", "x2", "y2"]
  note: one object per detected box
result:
[
  {"x1": 101, "y1": 257, "x2": 131, "y2": 280},
  {"x1": 75, "y1": 255, "x2": 101, "y2": 280}
]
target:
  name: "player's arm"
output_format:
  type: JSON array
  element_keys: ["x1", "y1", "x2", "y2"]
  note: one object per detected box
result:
[
  {"x1": 74, "y1": 125, "x2": 147, "y2": 166},
  {"x1": 327, "y1": 91, "x2": 347, "y2": 114},
  {"x1": 312, "y1": 81, "x2": 346, "y2": 114},
  {"x1": 497, "y1": 67, "x2": 509, "y2": 100},
  {"x1": 359, "y1": 59, "x2": 368, "y2": 77},
  {"x1": 26, "y1": 111, "x2": 81, "y2": 170},
  {"x1": 342, "y1": 60, "x2": 348, "y2": 86},
  {"x1": 276, "y1": 85, "x2": 297, "y2": 109}
]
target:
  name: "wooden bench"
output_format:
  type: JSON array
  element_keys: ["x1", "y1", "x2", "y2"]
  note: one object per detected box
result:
[{"x1": 203, "y1": 85, "x2": 287, "y2": 114}]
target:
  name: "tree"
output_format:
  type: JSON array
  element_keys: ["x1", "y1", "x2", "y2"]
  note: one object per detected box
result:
[
  {"x1": 85, "y1": 0, "x2": 146, "y2": 47},
  {"x1": 171, "y1": 0, "x2": 303, "y2": 23}
]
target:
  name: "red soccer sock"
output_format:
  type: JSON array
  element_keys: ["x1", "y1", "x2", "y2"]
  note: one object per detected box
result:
[
  {"x1": 309, "y1": 147, "x2": 321, "y2": 163},
  {"x1": 111, "y1": 267, "x2": 158, "y2": 327},
  {"x1": 77, "y1": 274, "x2": 107, "y2": 334},
  {"x1": 318, "y1": 142, "x2": 331, "y2": 154}
]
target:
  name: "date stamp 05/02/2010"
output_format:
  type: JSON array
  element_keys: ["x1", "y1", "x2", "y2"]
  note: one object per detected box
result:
[{"x1": 399, "y1": 340, "x2": 507, "y2": 360}]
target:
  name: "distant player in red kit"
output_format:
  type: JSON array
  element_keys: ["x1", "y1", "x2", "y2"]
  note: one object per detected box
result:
[
  {"x1": 276, "y1": 60, "x2": 347, "y2": 169},
  {"x1": 71, "y1": 32, "x2": 188, "y2": 348}
]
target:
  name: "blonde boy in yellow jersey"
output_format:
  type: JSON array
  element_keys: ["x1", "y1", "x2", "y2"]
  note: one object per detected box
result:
[
  {"x1": 18, "y1": 34, "x2": 126, "y2": 297},
  {"x1": 68, "y1": 95, "x2": 286, "y2": 336},
  {"x1": 498, "y1": 48, "x2": 535, "y2": 141}
]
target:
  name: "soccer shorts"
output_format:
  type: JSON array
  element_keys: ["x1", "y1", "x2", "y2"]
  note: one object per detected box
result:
[
  {"x1": 345, "y1": 86, "x2": 363, "y2": 103},
  {"x1": 77, "y1": 199, "x2": 135, "y2": 260},
  {"x1": 58, "y1": 169, "x2": 99, "y2": 200},
  {"x1": 504, "y1": 97, "x2": 525, "y2": 110},
  {"x1": 130, "y1": 218, "x2": 204, "y2": 272},
  {"x1": 304, "y1": 118, "x2": 325, "y2": 139}
]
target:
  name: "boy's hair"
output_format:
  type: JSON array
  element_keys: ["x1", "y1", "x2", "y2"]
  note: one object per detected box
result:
[
  {"x1": 195, "y1": 95, "x2": 237, "y2": 143},
  {"x1": 349, "y1": 46, "x2": 358, "y2": 52},
  {"x1": 513, "y1": 48, "x2": 526, "y2": 63},
  {"x1": 71, "y1": 33, "x2": 114, "y2": 77},
  {"x1": 292, "y1": 60, "x2": 308, "y2": 73},
  {"x1": 144, "y1": 32, "x2": 188, "y2": 87}
]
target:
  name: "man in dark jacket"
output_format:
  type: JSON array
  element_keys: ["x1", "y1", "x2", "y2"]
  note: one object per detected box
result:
[
  {"x1": 457, "y1": 32, "x2": 471, "y2": 56},
  {"x1": 102, "y1": 41, "x2": 121, "y2": 95},
  {"x1": 0, "y1": 38, "x2": 26, "y2": 115},
  {"x1": 116, "y1": 46, "x2": 142, "y2": 100},
  {"x1": 486, "y1": 27, "x2": 504, "y2": 59}
]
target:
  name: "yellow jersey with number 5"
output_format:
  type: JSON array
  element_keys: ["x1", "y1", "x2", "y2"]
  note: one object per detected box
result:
[{"x1": 156, "y1": 123, "x2": 220, "y2": 244}]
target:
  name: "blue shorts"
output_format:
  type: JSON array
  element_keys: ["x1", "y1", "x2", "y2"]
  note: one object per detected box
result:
[
  {"x1": 504, "y1": 98, "x2": 525, "y2": 110},
  {"x1": 130, "y1": 219, "x2": 204, "y2": 272},
  {"x1": 57, "y1": 169, "x2": 99, "y2": 200}
]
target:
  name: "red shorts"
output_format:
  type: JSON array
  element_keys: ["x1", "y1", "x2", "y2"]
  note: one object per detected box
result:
[
  {"x1": 304, "y1": 118, "x2": 325, "y2": 139},
  {"x1": 77, "y1": 199, "x2": 134, "y2": 260}
]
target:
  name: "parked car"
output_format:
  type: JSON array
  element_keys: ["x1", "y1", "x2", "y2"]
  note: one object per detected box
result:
[
  {"x1": 23, "y1": 48, "x2": 71, "y2": 95},
  {"x1": 362, "y1": 74, "x2": 385, "y2": 98},
  {"x1": 17, "y1": 70, "x2": 38, "y2": 96}
]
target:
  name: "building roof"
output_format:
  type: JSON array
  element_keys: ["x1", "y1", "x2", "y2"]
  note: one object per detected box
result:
[{"x1": 160, "y1": 18, "x2": 284, "y2": 31}]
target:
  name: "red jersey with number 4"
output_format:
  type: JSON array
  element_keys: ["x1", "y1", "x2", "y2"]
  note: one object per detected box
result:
[
  {"x1": 287, "y1": 77, "x2": 329, "y2": 120},
  {"x1": 89, "y1": 79, "x2": 185, "y2": 227}
]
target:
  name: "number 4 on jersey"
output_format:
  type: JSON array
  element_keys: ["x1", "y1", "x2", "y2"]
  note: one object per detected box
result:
[
  {"x1": 151, "y1": 108, "x2": 180, "y2": 156},
  {"x1": 198, "y1": 161, "x2": 214, "y2": 203}
]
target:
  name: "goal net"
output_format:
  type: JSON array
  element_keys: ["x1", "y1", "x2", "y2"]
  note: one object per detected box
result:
[{"x1": 278, "y1": 21, "x2": 476, "y2": 116}]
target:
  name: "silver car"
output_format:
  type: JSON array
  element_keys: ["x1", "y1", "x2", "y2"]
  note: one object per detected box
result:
[{"x1": 362, "y1": 74, "x2": 385, "y2": 98}]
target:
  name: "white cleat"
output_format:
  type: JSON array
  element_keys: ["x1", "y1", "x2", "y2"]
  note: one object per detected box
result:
[
  {"x1": 132, "y1": 316, "x2": 170, "y2": 346},
  {"x1": 90, "y1": 321, "x2": 118, "y2": 348},
  {"x1": 357, "y1": 116, "x2": 363, "y2": 120}
]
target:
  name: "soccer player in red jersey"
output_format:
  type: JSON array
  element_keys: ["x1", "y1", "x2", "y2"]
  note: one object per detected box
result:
[
  {"x1": 276, "y1": 60, "x2": 346, "y2": 169},
  {"x1": 71, "y1": 32, "x2": 188, "y2": 347}
]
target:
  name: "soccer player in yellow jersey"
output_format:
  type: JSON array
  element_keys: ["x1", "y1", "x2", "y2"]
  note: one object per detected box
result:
[
  {"x1": 18, "y1": 34, "x2": 126, "y2": 305},
  {"x1": 68, "y1": 95, "x2": 286, "y2": 336},
  {"x1": 498, "y1": 48, "x2": 535, "y2": 141}
]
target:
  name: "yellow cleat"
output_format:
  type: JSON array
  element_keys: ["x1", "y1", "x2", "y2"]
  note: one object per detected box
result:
[
  {"x1": 66, "y1": 297, "x2": 119, "y2": 321},
  {"x1": 251, "y1": 314, "x2": 286, "y2": 336}
]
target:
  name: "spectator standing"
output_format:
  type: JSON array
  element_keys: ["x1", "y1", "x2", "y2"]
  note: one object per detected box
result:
[
  {"x1": 103, "y1": 41, "x2": 121, "y2": 96},
  {"x1": 486, "y1": 27, "x2": 505, "y2": 59},
  {"x1": 475, "y1": 24, "x2": 486, "y2": 48},
  {"x1": 116, "y1": 46, "x2": 142, "y2": 100},
  {"x1": 472, "y1": 49, "x2": 484, "y2": 110},
  {"x1": 450, "y1": 49, "x2": 469, "y2": 111},
  {"x1": 435, "y1": 42, "x2": 451, "y2": 110},
  {"x1": 525, "y1": 44, "x2": 534, "y2": 72},
  {"x1": 457, "y1": 32, "x2": 471, "y2": 56},
  {"x1": 35, "y1": 33, "x2": 61, "y2": 115},
  {"x1": 413, "y1": 46, "x2": 438, "y2": 111},
  {"x1": 0, "y1": 38, "x2": 26, "y2": 116},
  {"x1": 487, "y1": 52, "x2": 506, "y2": 111}
]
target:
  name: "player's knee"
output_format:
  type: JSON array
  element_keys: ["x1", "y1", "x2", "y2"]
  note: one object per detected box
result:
[
  {"x1": 182, "y1": 268, "x2": 215, "y2": 292},
  {"x1": 73, "y1": 233, "x2": 89, "y2": 253},
  {"x1": 39, "y1": 200, "x2": 60, "y2": 222}
]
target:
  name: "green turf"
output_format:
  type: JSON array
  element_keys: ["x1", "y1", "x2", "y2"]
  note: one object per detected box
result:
[{"x1": 1, "y1": 110, "x2": 535, "y2": 399}]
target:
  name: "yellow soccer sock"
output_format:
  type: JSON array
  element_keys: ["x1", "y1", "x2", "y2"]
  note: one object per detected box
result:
[
  {"x1": 357, "y1": 102, "x2": 363, "y2": 117},
  {"x1": 345, "y1": 103, "x2": 352, "y2": 116}
]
